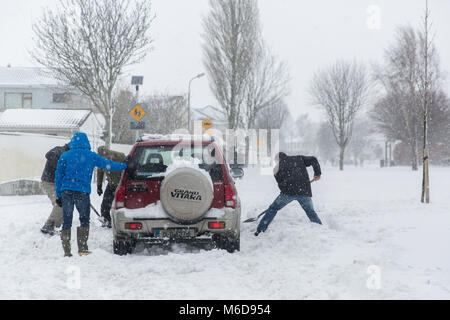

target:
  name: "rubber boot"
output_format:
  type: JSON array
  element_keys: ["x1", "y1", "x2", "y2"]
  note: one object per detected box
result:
[
  {"x1": 77, "y1": 227, "x2": 91, "y2": 256},
  {"x1": 41, "y1": 222, "x2": 56, "y2": 236},
  {"x1": 60, "y1": 229, "x2": 73, "y2": 257}
]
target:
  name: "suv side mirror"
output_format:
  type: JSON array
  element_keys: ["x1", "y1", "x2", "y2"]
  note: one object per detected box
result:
[{"x1": 230, "y1": 167, "x2": 244, "y2": 179}]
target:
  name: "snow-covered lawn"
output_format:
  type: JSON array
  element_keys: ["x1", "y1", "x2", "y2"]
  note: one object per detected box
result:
[{"x1": 1, "y1": 166, "x2": 450, "y2": 299}]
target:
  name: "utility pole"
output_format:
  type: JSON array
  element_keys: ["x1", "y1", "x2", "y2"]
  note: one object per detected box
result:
[{"x1": 187, "y1": 73, "x2": 205, "y2": 133}]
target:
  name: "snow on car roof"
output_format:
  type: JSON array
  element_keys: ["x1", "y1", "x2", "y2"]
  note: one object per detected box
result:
[{"x1": 138, "y1": 134, "x2": 215, "y2": 142}]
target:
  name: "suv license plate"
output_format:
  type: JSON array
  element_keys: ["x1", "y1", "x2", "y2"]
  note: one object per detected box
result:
[{"x1": 156, "y1": 229, "x2": 195, "y2": 239}]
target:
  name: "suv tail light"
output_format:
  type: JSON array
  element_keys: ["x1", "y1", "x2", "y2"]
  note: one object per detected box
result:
[
  {"x1": 208, "y1": 222, "x2": 225, "y2": 229},
  {"x1": 115, "y1": 186, "x2": 126, "y2": 209},
  {"x1": 125, "y1": 222, "x2": 142, "y2": 230},
  {"x1": 225, "y1": 185, "x2": 236, "y2": 208}
]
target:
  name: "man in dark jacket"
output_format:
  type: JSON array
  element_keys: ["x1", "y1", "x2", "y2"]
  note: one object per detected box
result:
[
  {"x1": 40, "y1": 144, "x2": 70, "y2": 235},
  {"x1": 97, "y1": 146, "x2": 126, "y2": 228},
  {"x1": 55, "y1": 132, "x2": 127, "y2": 257},
  {"x1": 255, "y1": 152, "x2": 322, "y2": 236}
]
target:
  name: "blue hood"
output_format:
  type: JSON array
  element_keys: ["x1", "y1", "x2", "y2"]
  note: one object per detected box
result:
[{"x1": 68, "y1": 132, "x2": 91, "y2": 150}]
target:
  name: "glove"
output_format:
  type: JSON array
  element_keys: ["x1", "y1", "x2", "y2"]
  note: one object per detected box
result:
[
  {"x1": 97, "y1": 186, "x2": 103, "y2": 196},
  {"x1": 56, "y1": 197, "x2": 62, "y2": 208}
]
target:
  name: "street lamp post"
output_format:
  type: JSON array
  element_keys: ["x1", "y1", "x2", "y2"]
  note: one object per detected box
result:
[{"x1": 188, "y1": 73, "x2": 205, "y2": 133}]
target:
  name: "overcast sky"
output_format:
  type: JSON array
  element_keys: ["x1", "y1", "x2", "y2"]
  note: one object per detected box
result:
[{"x1": 1, "y1": 0, "x2": 449, "y2": 122}]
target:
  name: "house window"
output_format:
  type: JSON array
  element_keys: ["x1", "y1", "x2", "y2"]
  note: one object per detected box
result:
[
  {"x1": 53, "y1": 93, "x2": 71, "y2": 103},
  {"x1": 4, "y1": 93, "x2": 32, "y2": 109}
]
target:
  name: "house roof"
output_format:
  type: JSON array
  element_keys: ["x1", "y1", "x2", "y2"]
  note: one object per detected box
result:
[
  {"x1": 0, "y1": 109, "x2": 92, "y2": 131},
  {"x1": 0, "y1": 67, "x2": 61, "y2": 88}
]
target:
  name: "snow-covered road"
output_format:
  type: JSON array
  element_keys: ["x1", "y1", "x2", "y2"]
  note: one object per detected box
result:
[{"x1": 1, "y1": 166, "x2": 450, "y2": 299}]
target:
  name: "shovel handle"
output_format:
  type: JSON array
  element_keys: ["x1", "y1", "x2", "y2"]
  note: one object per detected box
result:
[
  {"x1": 90, "y1": 204, "x2": 101, "y2": 217},
  {"x1": 243, "y1": 210, "x2": 268, "y2": 223}
]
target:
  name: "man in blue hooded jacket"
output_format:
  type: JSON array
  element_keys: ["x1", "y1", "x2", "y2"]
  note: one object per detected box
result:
[{"x1": 55, "y1": 132, "x2": 127, "y2": 257}]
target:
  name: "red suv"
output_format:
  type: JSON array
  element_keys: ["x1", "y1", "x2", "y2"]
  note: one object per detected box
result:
[{"x1": 111, "y1": 134, "x2": 242, "y2": 255}]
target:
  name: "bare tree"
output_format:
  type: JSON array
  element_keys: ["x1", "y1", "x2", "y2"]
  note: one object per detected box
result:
[
  {"x1": 372, "y1": 26, "x2": 421, "y2": 170},
  {"x1": 418, "y1": 0, "x2": 435, "y2": 203},
  {"x1": 256, "y1": 100, "x2": 289, "y2": 131},
  {"x1": 372, "y1": 87, "x2": 450, "y2": 162},
  {"x1": 111, "y1": 87, "x2": 136, "y2": 145},
  {"x1": 348, "y1": 118, "x2": 376, "y2": 166},
  {"x1": 255, "y1": 100, "x2": 290, "y2": 158},
  {"x1": 309, "y1": 60, "x2": 370, "y2": 170},
  {"x1": 293, "y1": 114, "x2": 319, "y2": 156},
  {"x1": 111, "y1": 90, "x2": 188, "y2": 141},
  {"x1": 32, "y1": 0, "x2": 154, "y2": 148},
  {"x1": 144, "y1": 94, "x2": 188, "y2": 135},
  {"x1": 316, "y1": 121, "x2": 339, "y2": 166},
  {"x1": 371, "y1": 14, "x2": 444, "y2": 179},
  {"x1": 202, "y1": 0, "x2": 260, "y2": 129},
  {"x1": 245, "y1": 43, "x2": 290, "y2": 129}
]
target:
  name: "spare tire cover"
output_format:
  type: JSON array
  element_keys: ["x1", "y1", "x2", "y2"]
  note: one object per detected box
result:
[{"x1": 160, "y1": 167, "x2": 213, "y2": 223}]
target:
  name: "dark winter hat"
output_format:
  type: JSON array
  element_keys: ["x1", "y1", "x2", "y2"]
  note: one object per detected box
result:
[{"x1": 275, "y1": 152, "x2": 287, "y2": 161}]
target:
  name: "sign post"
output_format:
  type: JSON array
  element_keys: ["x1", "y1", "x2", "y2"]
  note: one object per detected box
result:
[
  {"x1": 129, "y1": 103, "x2": 148, "y2": 131},
  {"x1": 131, "y1": 76, "x2": 144, "y2": 140}
]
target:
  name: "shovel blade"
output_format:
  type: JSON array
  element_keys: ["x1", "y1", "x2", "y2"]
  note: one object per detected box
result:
[{"x1": 243, "y1": 210, "x2": 267, "y2": 223}]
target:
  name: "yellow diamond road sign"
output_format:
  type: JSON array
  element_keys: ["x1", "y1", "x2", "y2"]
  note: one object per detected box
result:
[
  {"x1": 202, "y1": 118, "x2": 213, "y2": 130},
  {"x1": 129, "y1": 104, "x2": 147, "y2": 122}
]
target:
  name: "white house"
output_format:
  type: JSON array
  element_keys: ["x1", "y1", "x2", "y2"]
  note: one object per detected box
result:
[
  {"x1": 0, "y1": 66, "x2": 103, "y2": 139},
  {"x1": 0, "y1": 66, "x2": 92, "y2": 110}
]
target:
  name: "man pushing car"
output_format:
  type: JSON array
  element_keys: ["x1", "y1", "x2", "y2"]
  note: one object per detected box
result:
[
  {"x1": 97, "y1": 146, "x2": 127, "y2": 228},
  {"x1": 55, "y1": 132, "x2": 127, "y2": 257}
]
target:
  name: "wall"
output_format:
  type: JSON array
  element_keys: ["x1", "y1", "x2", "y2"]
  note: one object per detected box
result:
[
  {"x1": 0, "y1": 133, "x2": 70, "y2": 183},
  {"x1": 0, "y1": 179, "x2": 44, "y2": 196},
  {"x1": 0, "y1": 132, "x2": 132, "y2": 183},
  {"x1": 0, "y1": 87, "x2": 90, "y2": 110}
]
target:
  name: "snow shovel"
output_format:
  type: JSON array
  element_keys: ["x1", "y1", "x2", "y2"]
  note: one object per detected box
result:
[
  {"x1": 243, "y1": 210, "x2": 267, "y2": 223},
  {"x1": 91, "y1": 204, "x2": 111, "y2": 227},
  {"x1": 90, "y1": 204, "x2": 101, "y2": 218},
  {"x1": 243, "y1": 179, "x2": 317, "y2": 223}
]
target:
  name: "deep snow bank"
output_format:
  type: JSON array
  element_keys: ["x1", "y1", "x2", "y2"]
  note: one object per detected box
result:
[{"x1": 1, "y1": 166, "x2": 450, "y2": 299}]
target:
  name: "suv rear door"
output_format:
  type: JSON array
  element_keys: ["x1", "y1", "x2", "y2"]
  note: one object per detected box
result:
[{"x1": 121, "y1": 142, "x2": 226, "y2": 210}]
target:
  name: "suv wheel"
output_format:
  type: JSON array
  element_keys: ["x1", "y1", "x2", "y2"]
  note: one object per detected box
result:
[
  {"x1": 213, "y1": 235, "x2": 240, "y2": 253},
  {"x1": 113, "y1": 240, "x2": 136, "y2": 256}
]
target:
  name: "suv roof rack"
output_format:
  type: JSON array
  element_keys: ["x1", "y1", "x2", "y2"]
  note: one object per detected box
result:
[{"x1": 136, "y1": 134, "x2": 215, "y2": 143}]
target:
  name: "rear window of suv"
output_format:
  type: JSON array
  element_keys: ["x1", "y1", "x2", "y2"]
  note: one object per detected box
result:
[{"x1": 127, "y1": 144, "x2": 224, "y2": 181}]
